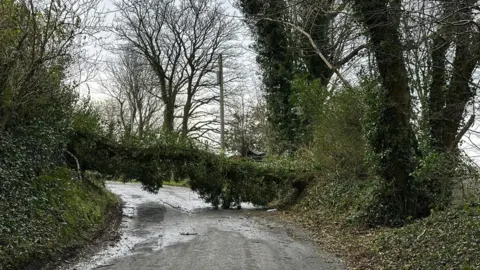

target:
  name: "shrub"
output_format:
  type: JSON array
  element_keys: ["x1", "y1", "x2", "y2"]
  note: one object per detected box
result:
[{"x1": 290, "y1": 79, "x2": 373, "y2": 222}]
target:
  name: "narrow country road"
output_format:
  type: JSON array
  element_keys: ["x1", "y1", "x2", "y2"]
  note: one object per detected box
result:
[{"x1": 67, "y1": 182, "x2": 345, "y2": 270}]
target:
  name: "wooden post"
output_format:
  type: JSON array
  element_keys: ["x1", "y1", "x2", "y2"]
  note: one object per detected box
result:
[{"x1": 219, "y1": 53, "x2": 225, "y2": 152}]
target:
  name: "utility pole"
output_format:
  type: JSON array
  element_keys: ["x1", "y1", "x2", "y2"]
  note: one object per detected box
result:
[{"x1": 218, "y1": 53, "x2": 225, "y2": 152}]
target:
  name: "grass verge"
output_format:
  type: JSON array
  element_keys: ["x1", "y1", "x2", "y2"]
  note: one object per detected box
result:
[
  {"x1": 162, "y1": 179, "x2": 190, "y2": 187},
  {"x1": 277, "y1": 185, "x2": 480, "y2": 269},
  {"x1": 0, "y1": 167, "x2": 120, "y2": 270}
]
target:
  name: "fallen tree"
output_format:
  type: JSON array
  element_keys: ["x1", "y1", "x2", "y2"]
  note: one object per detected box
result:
[{"x1": 67, "y1": 128, "x2": 300, "y2": 208}]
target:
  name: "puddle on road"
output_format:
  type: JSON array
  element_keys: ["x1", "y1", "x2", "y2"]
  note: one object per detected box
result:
[{"x1": 136, "y1": 203, "x2": 165, "y2": 223}]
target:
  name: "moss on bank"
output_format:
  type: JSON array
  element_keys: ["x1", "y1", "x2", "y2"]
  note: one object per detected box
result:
[{"x1": 0, "y1": 168, "x2": 119, "y2": 270}]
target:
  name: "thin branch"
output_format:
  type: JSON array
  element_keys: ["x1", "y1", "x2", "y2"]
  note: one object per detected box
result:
[
  {"x1": 262, "y1": 18, "x2": 353, "y2": 89},
  {"x1": 66, "y1": 150, "x2": 82, "y2": 180},
  {"x1": 336, "y1": 44, "x2": 367, "y2": 66},
  {"x1": 453, "y1": 114, "x2": 475, "y2": 150}
]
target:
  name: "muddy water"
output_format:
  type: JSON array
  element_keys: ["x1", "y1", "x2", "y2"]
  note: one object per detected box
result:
[{"x1": 67, "y1": 182, "x2": 345, "y2": 270}]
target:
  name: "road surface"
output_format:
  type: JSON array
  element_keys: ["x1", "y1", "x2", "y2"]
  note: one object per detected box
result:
[{"x1": 66, "y1": 182, "x2": 345, "y2": 270}]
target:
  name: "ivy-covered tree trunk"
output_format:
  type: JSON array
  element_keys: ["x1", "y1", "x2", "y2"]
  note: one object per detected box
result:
[
  {"x1": 354, "y1": 0, "x2": 420, "y2": 224},
  {"x1": 238, "y1": 0, "x2": 302, "y2": 152}
]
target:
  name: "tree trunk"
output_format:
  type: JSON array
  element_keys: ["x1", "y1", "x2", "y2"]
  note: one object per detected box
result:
[
  {"x1": 156, "y1": 69, "x2": 174, "y2": 133},
  {"x1": 428, "y1": 1, "x2": 478, "y2": 151},
  {"x1": 428, "y1": 32, "x2": 451, "y2": 150},
  {"x1": 442, "y1": 40, "x2": 476, "y2": 150},
  {"x1": 181, "y1": 95, "x2": 192, "y2": 139},
  {"x1": 238, "y1": 0, "x2": 301, "y2": 152},
  {"x1": 354, "y1": 0, "x2": 418, "y2": 222},
  {"x1": 163, "y1": 98, "x2": 175, "y2": 132}
]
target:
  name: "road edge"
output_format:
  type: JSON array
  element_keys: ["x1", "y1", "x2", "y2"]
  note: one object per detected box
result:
[{"x1": 249, "y1": 210, "x2": 348, "y2": 269}]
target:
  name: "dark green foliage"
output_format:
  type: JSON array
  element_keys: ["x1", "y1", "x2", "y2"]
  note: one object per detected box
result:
[
  {"x1": 290, "y1": 78, "x2": 461, "y2": 226},
  {"x1": 0, "y1": 167, "x2": 118, "y2": 270},
  {"x1": 362, "y1": 83, "x2": 419, "y2": 225},
  {"x1": 292, "y1": 81, "x2": 373, "y2": 221},
  {"x1": 238, "y1": 0, "x2": 304, "y2": 152},
  {"x1": 0, "y1": 76, "x2": 77, "y2": 248},
  {"x1": 0, "y1": 0, "x2": 77, "y2": 198},
  {"x1": 69, "y1": 122, "x2": 292, "y2": 208},
  {"x1": 66, "y1": 102, "x2": 296, "y2": 208},
  {"x1": 0, "y1": 81, "x2": 112, "y2": 270},
  {"x1": 209, "y1": 158, "x2": 293, "y2": 208},
  {"x1": 68, "y1": 101, "x2": 289, "y2": 207},
  {"x1": 0, "y1": 2, "x2": 120, "y2": 268}
]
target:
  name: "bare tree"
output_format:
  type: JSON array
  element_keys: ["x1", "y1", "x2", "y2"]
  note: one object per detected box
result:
[
  {"x1": 425, "y1": 0, "x2": 480, "y2": 151},
  {"x1": 113, "y1": 0, "x2": 240, "y2": 137},
  {"x1": 225, "y1": 92, "x2": 268, "y2": 156},
  {"x1": 103, "y1": 48, "x2": 163, "y2": 139}
]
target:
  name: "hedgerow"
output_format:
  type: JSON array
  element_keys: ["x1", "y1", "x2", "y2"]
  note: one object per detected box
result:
[{"x1": 0, "y1": 167, "x2": 118, "y2": 270}]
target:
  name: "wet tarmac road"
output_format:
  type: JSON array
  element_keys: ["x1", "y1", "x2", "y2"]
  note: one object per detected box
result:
[{"x1": 68, "y1": 182, "x2": 345, "y2": 270}]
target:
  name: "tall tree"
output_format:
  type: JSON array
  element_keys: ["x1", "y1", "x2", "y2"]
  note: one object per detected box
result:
[
  {"x1": 238, "y1": 0, "x2": 300, "y2": 152},
  {"x1": 352, "y1": 0, "x2": 480, "y2": 223},
  {"x1": 354, "y1": 0, "x2": 419, "y2": 222},
  {"x1": 238, "y1": 0, "x2": 365, "y2": 151},
  {"x1": 427, "y1": 0, "x2": 479, "y2": 151},
  {"x1": 113, "y1": 0, "x2": 239, "y2": 137}
]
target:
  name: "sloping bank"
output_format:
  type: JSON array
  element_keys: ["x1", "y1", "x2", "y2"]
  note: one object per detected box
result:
[
  {"x1": 275, "y1": 172, "x2": 480, "y2": 269},
  {"x1": 0, "y1": 168, "x2": 120, "y2": 270}
]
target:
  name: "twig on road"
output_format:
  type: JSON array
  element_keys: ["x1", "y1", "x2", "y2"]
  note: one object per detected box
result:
[{"x1": 159, "y1": 199, "x2": 182, "y2": 210}]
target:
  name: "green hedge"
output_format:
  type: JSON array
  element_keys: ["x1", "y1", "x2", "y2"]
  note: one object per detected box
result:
[{"x1": 0, "y1": 168, "x2": 118, "y2": 270}]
